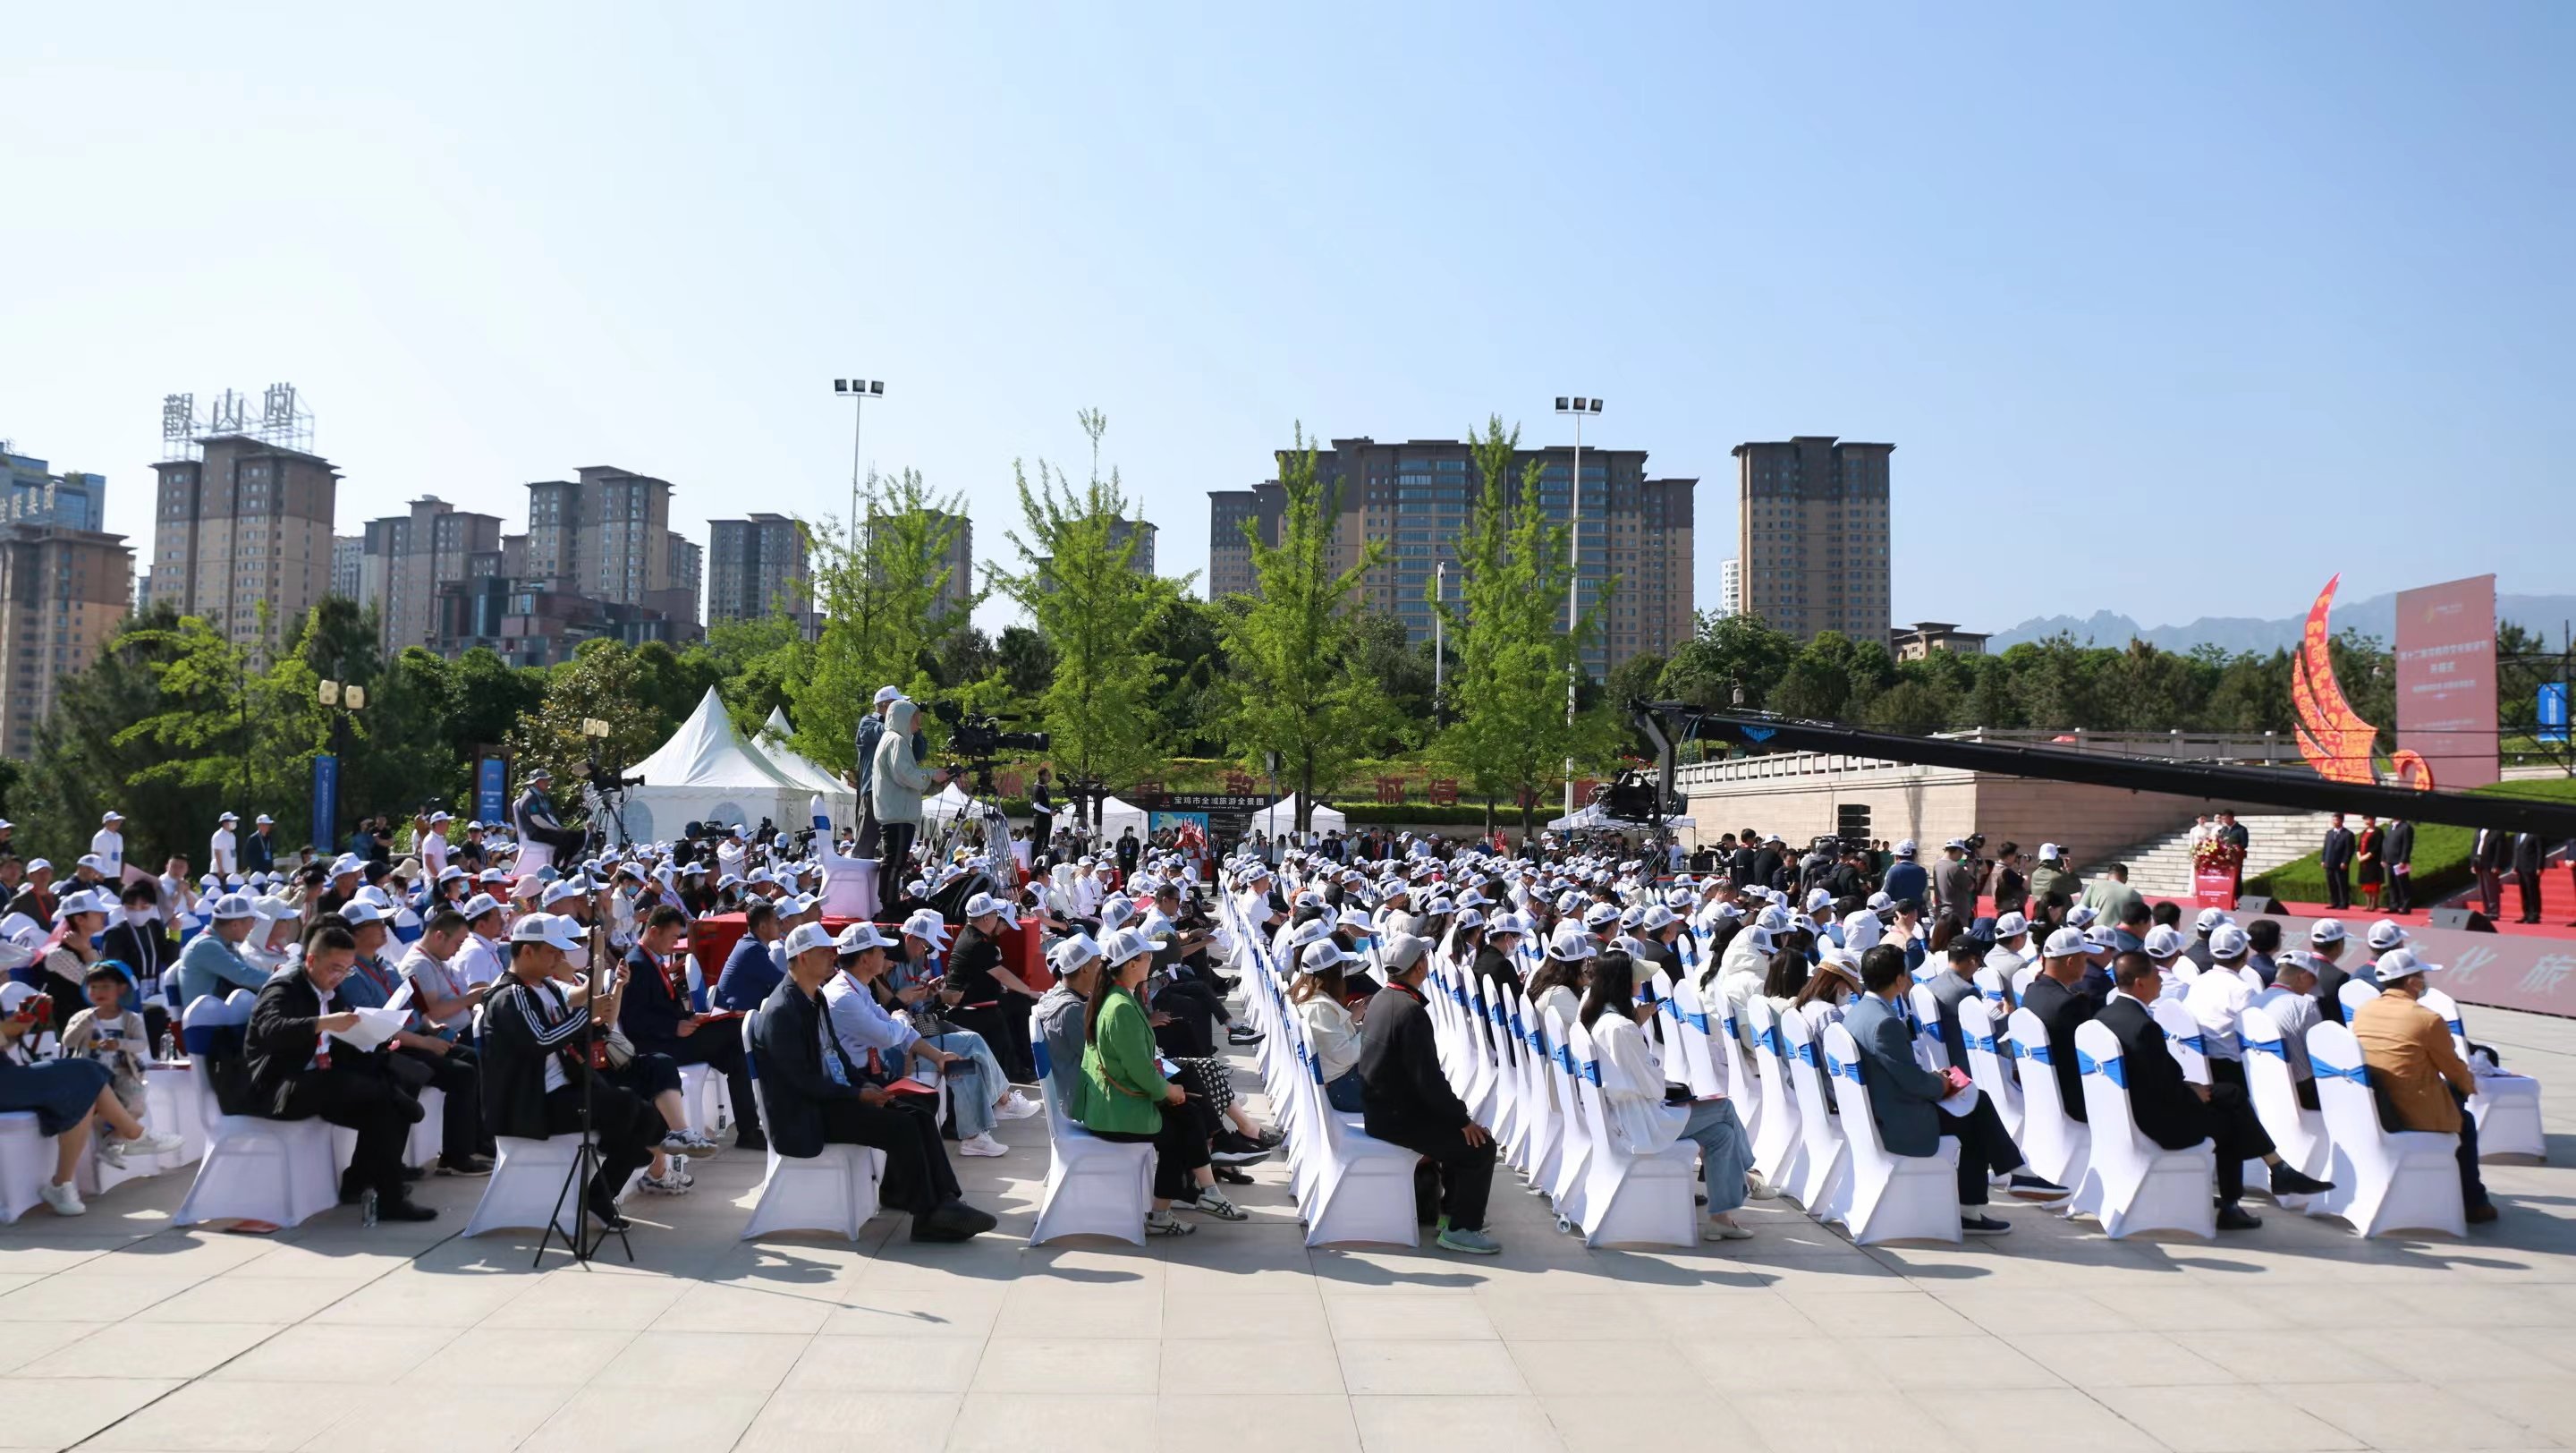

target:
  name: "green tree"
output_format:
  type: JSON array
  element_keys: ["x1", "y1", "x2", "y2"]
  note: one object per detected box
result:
[
  {"x1": 996, "y1": 625, "x2": 1056, "y2": 700},
  {"x1": 989, "y1": 411, "x2": 1167, "y2": 810},
  {"x1": 788, "y1": 472, "x2": 977, "y2": 773},
  {"x1": 1432, "y1": 416, "x2": 1613, "y2": 835},
  {"x1": 1659, "y1": 610, "x2": 1797, "y2": 712},
  {"x1": 504, "y1": 640, "x2": 670, "y2": 828},
  {"x1": 1142, "y1": 593, "x2": 1233, "y2": 757},
  {"x1": 19, "y1": 605, "x2": 225, "y2": 864},
  {"x1": 1223, "y1": 428, "x2": 1389, "y2": 828}
]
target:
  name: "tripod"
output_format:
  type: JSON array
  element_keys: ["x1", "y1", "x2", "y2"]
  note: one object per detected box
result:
[{"x1": 534, "y1": 953, "x2": 635, "y2": 1269}]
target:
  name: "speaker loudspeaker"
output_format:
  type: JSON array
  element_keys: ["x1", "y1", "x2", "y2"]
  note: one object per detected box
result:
[
  {"x1": 2428, "y1": 908, "x2": 2496, "y2": 933},
  {"x1": 2235, "y1": 895, "x2": 2283, "y2": 914}
]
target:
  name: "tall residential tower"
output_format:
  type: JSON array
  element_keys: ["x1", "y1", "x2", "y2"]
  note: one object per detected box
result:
[{"x1": 1730, "y1": 436, "x2": 1891, "y2": 642}]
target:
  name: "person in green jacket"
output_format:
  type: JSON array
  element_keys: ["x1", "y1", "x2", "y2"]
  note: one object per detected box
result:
[{"x1": 1074, "y1": 926, "x2": 1243, "y2": 1234}]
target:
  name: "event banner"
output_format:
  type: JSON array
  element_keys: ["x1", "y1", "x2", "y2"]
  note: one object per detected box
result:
[
  {"x1": 2256, "y1": 909, "x2": 2576, "y2": 1020},
  {"x1": 2394, "y1": 574, "x2": 2498, "y2": 788}
]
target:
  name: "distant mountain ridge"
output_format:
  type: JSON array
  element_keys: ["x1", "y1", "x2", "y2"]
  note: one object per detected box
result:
[{"x1": 1987, "y1": 591, "x2": 2576, "y2": 655}]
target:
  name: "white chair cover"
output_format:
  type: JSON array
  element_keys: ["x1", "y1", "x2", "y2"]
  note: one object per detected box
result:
[
  {"x1": 173, "y1": 994, "x2": 343, "y2": 1231},
  {"x1": 1775, "y1": 1009, "x2": 1849, "y2": 1218},
  {"x1": 1821, "y1": 1022, "x2": 1962, "y2": 1245},
  {"x1": 2005, "y1": 1006, "x2": 2093, "y2": 1212},
  {"x1": 1026, "y1": 1007, "x2": 1154, "y2": 1246},
  {"x1": 2305, "y1": 1019, "x2": 2465, "y2": 1237},
  {"x1": 2072, "y1": 1019, "x2": 2216, "y2": 1240}
]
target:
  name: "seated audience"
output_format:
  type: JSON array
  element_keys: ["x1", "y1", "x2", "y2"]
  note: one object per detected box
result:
[
  {"x1": 244, "y1": 923, "x2": 436, "y2": 1222},
  {"x1": 1360, "y1": 930, "x2": 1501, "y2": 1255},
  {"x1": 2351, "y1": 948, "x2": 2496, "y2": 1224}
]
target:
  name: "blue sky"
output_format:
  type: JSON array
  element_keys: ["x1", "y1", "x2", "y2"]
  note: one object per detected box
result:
[{"x1": 4, "y1": 3, "x2": 2569, "y2": 640}]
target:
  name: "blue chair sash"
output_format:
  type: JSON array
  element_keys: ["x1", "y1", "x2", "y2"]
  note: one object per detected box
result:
[
  {"x1": 2164, "y1": 1030, "x2": 2207, "y2": 1055},
  {"x1": 1682, "y1": 1008, "x2": 1711, "y2": 1033},
  {"x1": 2242, "y1": 1035, "x2": 2286, "y2": 1060},
  {"x1": 1792, "y1": 1041, "x2": 1818, "y2": 1068},
  {"x1": 2312, "y1": 1058, "x2": 2369, "y2": 1086},
  {"x1": 1964, "y1": 1031, "x2": 1998, "y2": 1054},
  {"x1": 2077, "y1": 1049, "x2": 2127, "y2": 1088},
  {"x1": 2020, "y1": 1042, "x2": 2052, "y2": 1066},
  {"x1": 1827, "y1": 1054, "x2": 1865, "y2": 1087},
  {"x1": 1552, "y1": 1045, "x2": 1575, "y2": 1075},
  {"x1": 1580, "y1": 1058, "x2": 1603, "y2": 1086}
]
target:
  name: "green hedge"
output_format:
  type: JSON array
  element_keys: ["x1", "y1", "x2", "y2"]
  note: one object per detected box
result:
[{"x1": 2247, "y1": 777, "x2": 2576, "y2": 904}]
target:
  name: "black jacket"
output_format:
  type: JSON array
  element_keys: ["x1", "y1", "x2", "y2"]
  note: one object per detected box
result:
[
  {"x1": 2320, "y1": 827, "x2": 2354, "y2": 870},
  {"x1": 479, "y1": 975, "x2": 596, "y2": 1140},
  {"x1": 617, "y1": 947, "x2": 690, "y2": 1057},
  {"x1": 2313, "y1": 953, "x2": 2359, "y2": 1025},
  {"x1": 101, "y1": 921, "x2": 178, "y2": 992},
  {"x1": 2383, "y1": 820, "x2": 2414, "y2": 870},
  {"x1": 2512, "y1": 833, "x2": 2546, "y2": 875},
  {"x1": 245, "y1": 968, "x2": 349, "y2": 1116},
  {"x1": 1358, "y1": 981, "x2": 1470, "y2": 1143},
  {"x1": 2096, "y1": 995, "x2": 2209, "y2": 1151},
  {"x1": 2473, "y1": 828, "x2": 2512, "y2": 871},
  {"x1": 240, "y1": 829, "x2": 277, "y2": 873},
  {"x1": 744, "y1": 975, "x2": 864, "y2": 1160},
  {"x1": 2020, "y1": 973, "x2": 2098, "y2": 1123}
]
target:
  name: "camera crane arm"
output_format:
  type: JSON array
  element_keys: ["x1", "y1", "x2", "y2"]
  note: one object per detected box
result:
[{"x1": 1631, "y1": 702, "x2": 2576, "y2": 840}]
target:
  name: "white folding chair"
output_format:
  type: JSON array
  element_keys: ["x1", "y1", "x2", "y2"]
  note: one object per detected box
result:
[
  {"x1": 1563, "y1": 1015, "x2": 1698, "y2": 1248},
  {"x1": 0, "y1": 1111, "x2": 44, "y2": 1222},
  {"x1": 2419, "y1": 987, "x2": 2545, "y2": 1162},
  {"x1": 2239, "y1": 1004, "x2": 2331, "y2": 1214},
  {"x1": 2005, "y1": 1007, "x2": 2092, "y2": 1212},
  {"x1": 1906, "y1": 983, "x2": 1951, "y2": 1073},
  {"x1": 467, "y1": 1135, "x2": 603, "y2": 1238},
  {"x1": 1026, "y1": 1009, "x2": 1154, "y2": 1246},
  {"x1": 2072, "y1": 1020, "x2": 2216, "y2": 1240},
  {"x1": 173, "y1": 994, "x2": 343, "y2": 1230},
  {"x1": 1664, "y1": 977, "x2": 1728, "y2": 1100},
  {"x1": 1296, "y1": 1044, "x2": 1424, "y2": 1248},
  {"x1": 2338, "y1": 980, "x2": 2382, "y2": 1019},
  {"x1": 739, "y1": 1079, "x2": 883, "y2": 1243},
  {"x1": 1743, "y1": 999, "x2": 1804, "y2": 1195},
  {"x1": 2305, "y1": 1020, "x2": 2465, "y2": 1238},
  {"x1": 1776, "y1": 1009, "x2": 1849, "y2": 1218},
  {"x1": 1821, "y1": 1023, "x2": 1962, "y2": 1245},
  {"x1": 1539, "y1": 1007, "x2": 1597, "y2": 1220},
  {"x1": 1972, "y1": 965, "x2": 2014, "y2": 1011},
  {"x1": 2148, "y1": 998, "x2": 2213, "y2": 1086},
  {"x1": 1956, "y1": 998, "x2": 2022, "y2": 1143}
]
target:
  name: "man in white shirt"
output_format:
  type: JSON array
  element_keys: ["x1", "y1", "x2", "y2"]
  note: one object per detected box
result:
[
  {"x1": 419, "y1": 811, "x2": 452, "y2": 877},
  {"x1": 446, "y1": 894, "x2": 510, "y2": 988},
  {"x1": 2184, "y1": 922, "x2": 2258, "y2": 1064},
  {"x1": 91, "y1": 811, "x2": 125, "y2": 878},
  {"x1": 208, "y1": 811, "x2": 240, "y2": 877},
  {"x1": 2247, "y1": 948, "x2": 2323, "y2": 1109}
]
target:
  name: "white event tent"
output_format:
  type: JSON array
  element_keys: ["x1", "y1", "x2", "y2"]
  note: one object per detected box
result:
[
  {"x1": 614, "y1": 688, "x2": 809, "y2": 845},
  {"x1": 755, "y1": 706, "x2": 858, "y2": 824},
  {"x1": 1250, "y1": 794, "x2": 1346, "y2": 837}
]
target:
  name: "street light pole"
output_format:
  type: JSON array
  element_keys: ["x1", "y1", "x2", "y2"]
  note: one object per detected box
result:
[
  {"x1": 834, "y1": 378, "x2": 886, "y2": 557},
  {"x1": 1555, "y1": 395, "x2": 1603, "y2": 820},
  {"x1": 1433, "y1": 559, "x2": 1445, "y2": 728}
]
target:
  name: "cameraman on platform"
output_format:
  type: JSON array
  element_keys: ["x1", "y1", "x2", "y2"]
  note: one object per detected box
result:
[
  {"x1": 870, "y1": 699, "x2": 949, "y2": 893},
  {"x1": 512, "y1": 766, "x2": 583, "y2": 875}
]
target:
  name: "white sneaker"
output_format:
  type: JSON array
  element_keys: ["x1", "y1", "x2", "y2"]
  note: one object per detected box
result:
[
  {"x1": 957, "y1": 1132, "x2": 1009, "y2": 1158},
  {"x1": 995, "y1": 1092, "x2": 1043, "y2": 1122},
  {"x1": 118, "y1": 1130, "x2": 184, "y2": 1160},
  {"x1": 40, "y1": 1180, "x2": 85, "y2": 1217}
]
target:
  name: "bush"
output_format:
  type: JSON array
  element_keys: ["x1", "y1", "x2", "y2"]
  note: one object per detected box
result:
[{"x1": 2247, "y1": 777, "x2": 2576, "y2": 903}]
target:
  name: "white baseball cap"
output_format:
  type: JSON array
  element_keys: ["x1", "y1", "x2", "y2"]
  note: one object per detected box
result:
[
  {"x1": 2367, "y1": 920, "x2": 2410, "y2": 951},
  {"x1": 508, "y1": 913, "x2": 588, "y2": 958},
  {"x1": 1048, "y1": 933, "x2": 1103, "y2": 973},
  {"x1": 459, "y1": 893, "x2": 503, "y2": 922},
  {"x1": 2194, "y1": 907, "x2": 2230, "y2": 933},
  {"x1": 339, "y1": 900, "x2": 386, "y2": 927},
  {"x1": 2143, "y1": 925, "x2": 2188, "y2": 960},
  {"x1": 1893, "y1": 839, "x2": 1918, "y2": 858},
  {"x1": 782, "y1": 922, "x2": 839, "y2": 959},
  {"x1": 1299, "y1": 939, "x2": 1349, "y2": 973},
  {"x1": 2208, "y1": 923, "x2": 2250, "y2": 959},
  {"x1": 2372, "y1": 947, "x2": 2441, "y2": 981},
  {"x1": 209, "y1": 892, "x2": 258, "y2": 921},
  {"x1": 963, "y1": 891, "x2": 1008, "y2": 921},
  {"x1": 835, "y1": 922, "x2": 894, "y2": 956},
  {"x1": 902, "y1": 909, "x2": 950, "y2": 947},
  {"x1": 1546, "y1": 923, "x2": 1598, "y2": 961},
  {"x1": 2042, "y1": 927, "x2": 2090, "y2": 959},
  {"x1": 1098, "y1": 926, "x2": 1167, "y2": 965},
  {"x1": 2309, "y1": 918, "x2": 2348, "y2": 946},
  {"x1": 874, "y1": 685, "x2": 904, "y2": 704},
  {"x1": 1994, "y1": 912, "x2": 2029, "y2": 939}
]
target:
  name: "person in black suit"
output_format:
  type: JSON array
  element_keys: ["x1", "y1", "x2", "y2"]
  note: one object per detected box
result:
[
  {"x1": 243, "y1": 924, "x2": 436, "y2": 1221},
  {"x1": 2382, "y1": 820, "x2": 2415, "y2": 913},
  {"x1": 2511, "y1": 832, "x2": 2546, "y2": 924},
  {"x1": 2471, "y1": 828, "x2": 2510, "y2": 919},
  {"x1": 2095, "y1": 951, "x2": 2328, "y2": 1228},
  {"x1": 480, "y1": 913, "x2": 664, "y2": 1230},
  {"x1": 1358, "y1": 927, "x2": 1498, "y2": 1254},
  {"x1": 745, "y1": 923, "x2": 996, "y2": 1242},
  {"x1": 2019, "y1": 949, "x2": 2099, "y2": 1119},
  {"x1": 618, "y1": 905, "x2": 763, "y2": 1151},
  {"x1": 2319, "y1": 814, "x2": 2355, "y2": 912}
]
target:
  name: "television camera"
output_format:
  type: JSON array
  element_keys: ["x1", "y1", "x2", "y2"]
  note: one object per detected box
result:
[{"x1": 931, "y1": 701, "x2": 1051, "y2": 761}]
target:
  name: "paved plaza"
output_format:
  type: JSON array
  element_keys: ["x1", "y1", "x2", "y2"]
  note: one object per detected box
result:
[{"x1": 9, "y1": 1008, "x2": 2576, "y2": 1452}]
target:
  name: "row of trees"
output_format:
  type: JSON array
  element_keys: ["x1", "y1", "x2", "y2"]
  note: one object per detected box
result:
[{"x1": 3, "y1": 404, "x2": 2448, "y2": 862}]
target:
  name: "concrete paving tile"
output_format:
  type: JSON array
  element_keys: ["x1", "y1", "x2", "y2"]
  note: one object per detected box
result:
[
  {"x1": 0, "y1": 1375, "x2": 179, "y2": 1450},
  {"x1": 84, "y1": 1381, "x2": 357, "y2": 1450},
  {"x1": 1338, "y1": 1338, "x2": 1529, "y2": 1396},
  {"x1": 13, "y1": 1321, "x2": 275, "y2": 1381},
  {"x1": 207, "y1": 1324, "x2": 460, "y2": 1382},
  {"x1": 2091, "y1": 1383, "x2": 2362, "y2": 1452},
  {"x1": 783, "y1": 1333, "x2": 984, "y2": 1391},
  {"x1": 946, "y1": 1393, "x2": 1157, "y2": 1452},
  {"x1": 1162, "y1": 1337, "x2": 1345, "y2": 1393},
  {"x1": 739, "y1": 1391, "x2": 961, "y2": 1452},
  {"x1": 2277, "y1": 1381, "x2": 2541, "y2": 1449},
  {"x1": 1727, "y1": 1389, "x2": 1966, "y2": 1453},
  {"x1": 1326, "y1": 1289, "x2": 1502, "y2": 1340},
  {"x1": 972, "y1": 1337, "x2": 1159, "y2": 1393},
  {"x1": 1911, "y1": 1386, "x2": 2161, "y2": 1451},
  {"x1": 1541, "y1": 1392, "x2": 1762, "y2": 1452},
  {"x1": 1158, "y1": 1393, "x2": 1360, "y2": 1452},
  {"x1": 588, "y1": 1328, "x2": 808, "y2": 1390},
  {"x1": 131, "y1": 1277, "x2": 360, "y2": 1324},
  {"x1": 1349, "y1": 1394, "x2": 1564, "y2": 1452},
  {"x1": 393, "y1": 1327, "x2": 632, "y2": 1387},
  {"x1": 516, "y1": 1388, "x2": 767, "y2": 1452}
]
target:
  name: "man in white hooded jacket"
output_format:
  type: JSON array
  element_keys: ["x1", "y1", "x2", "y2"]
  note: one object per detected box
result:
[{"x1": 869, "y1": 698, "x2": 946, "y2": 890}]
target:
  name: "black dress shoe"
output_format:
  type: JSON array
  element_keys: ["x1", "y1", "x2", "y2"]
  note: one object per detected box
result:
[
  {"x1": 1212, "y1": 1164, "x2": 1253, "y2": 1185},
  {"x1": 2216, "y1": 1202, "x2": 2263, "y2": 1231},
  {"x1": 2268, "y1": 1165, "x2": 2334, "y2": 1197},
  {"x1": 376, "y1": 1198, "x2": 438, "y2": 1223}
]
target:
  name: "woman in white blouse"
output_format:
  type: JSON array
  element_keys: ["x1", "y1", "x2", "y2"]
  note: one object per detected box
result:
[
  {"x1": 1579, "y1": 951, "x2": 1755, "y2": 1241},
  {"x1": 1291, "y1": 939, "x2": 1368, "y2": 1113}
]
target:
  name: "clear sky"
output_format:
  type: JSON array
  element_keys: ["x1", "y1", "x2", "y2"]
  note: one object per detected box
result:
[{"x1": 4, "y1": 3, "x2": 2569, "y2": 640}]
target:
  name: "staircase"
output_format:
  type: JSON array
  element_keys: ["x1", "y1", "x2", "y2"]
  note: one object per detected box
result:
[{"x1": 2080, "y1": 811, "x2": 2341, "y2": 898}]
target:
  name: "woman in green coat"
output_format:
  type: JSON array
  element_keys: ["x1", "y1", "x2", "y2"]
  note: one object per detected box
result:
[{"x1": 1075, "y1": 927, "x2": 1242, "y2": 1234}]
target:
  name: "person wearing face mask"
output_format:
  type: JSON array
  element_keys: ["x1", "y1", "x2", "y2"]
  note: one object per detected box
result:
[
  {"x1": 101, "y1": 879, "x2": 179, "y2": 1046},
  {"x1": 243, "y1": 924, "x2": 436, "y2": 1223}
]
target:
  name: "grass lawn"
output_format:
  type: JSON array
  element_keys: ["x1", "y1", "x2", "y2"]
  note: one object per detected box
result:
[{"x1": 2248, "y1": 775, "x2": 2576, "y2": 904}]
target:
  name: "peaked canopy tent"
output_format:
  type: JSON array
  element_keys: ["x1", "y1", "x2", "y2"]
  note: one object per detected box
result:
[
  {"x1": 611, "y1": 688, "x2": 810, "y2": 846},
  {"x1": 1097, "y1": 795, "x2": 1150, "y2": 843},
  {"x1": 1250, "y1": 794, "x2": 1346, "y2": 838},
  {"x1": 755, "y1": 706, "x2": 858, "y2": 825}
]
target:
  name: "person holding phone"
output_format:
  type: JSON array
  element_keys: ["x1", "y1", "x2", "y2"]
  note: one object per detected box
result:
[
  {"x1": 2, "y1": 984, "x2": 183, "y2": 1215},
  {"x1": 1358, "y1": 930, "x2": 1502, "y2": 1255}
]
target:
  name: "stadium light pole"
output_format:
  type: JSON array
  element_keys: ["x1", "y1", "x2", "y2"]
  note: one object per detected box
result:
[
  {"x1": 1555, "y1": 395, "x2": 1602, "y2": 820},
  {"x1": 1433, "y1": 559, "x2": 1445, "y2": 728},
  {"x1": 834, "y1": 378, "x2": 886, "y2": 554}
]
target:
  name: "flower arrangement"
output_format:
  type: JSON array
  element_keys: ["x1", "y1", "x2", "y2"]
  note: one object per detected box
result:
[{"x1": 2191, "y1": 837, "x2": 2244, "y2": 873}]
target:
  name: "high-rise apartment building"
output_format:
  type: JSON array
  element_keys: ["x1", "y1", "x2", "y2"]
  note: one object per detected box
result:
[
  {"x1": 708, "y1": 514, "x2": 812, "y2": 626},
  {"x1": 357, "y1": 497, "x2": 504, "y2": 651},
  {"x1": 522, "y1": 466, "x2": 701, "y2": 637},
  {"x1": 1217, "y1": 437, "x2": 1695, "y2": 674},
  {"x1": 1718, "y1": 557, "x2": 1741, "y2": 618},
  {"x1": 330, "y1": 536, "x2": 362, "y2": 601},
  {"x1": 920, "y1": 510, "x2": 975, "y2": 616},
  {"x1": 1205, "y1": 489, "x2": 1279, "y2": 599},
  {"x1": 0, "y1": 524, "x2": 134, "y2": 757},
  {"x1": 1109, "y1": 517, "x2": 1157, "y2": 576},
  {"x1": 150, "y1": 434, "x2": 340, "y2": 650},
  {"x1": 1730, "y1": 436, "x2": 1892, "y2": 642},
  {"x1": 1, "y1": 449, "x2": 106, "y2": 532}
]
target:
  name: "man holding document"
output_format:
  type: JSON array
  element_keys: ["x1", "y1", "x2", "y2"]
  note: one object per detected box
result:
[
  {"x1": 244, "y1": 922, "x2": 437, "y2": 1222},
  {"x1": 1845, "y1": 942, "x2": 2062, "y2": 1236}
]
